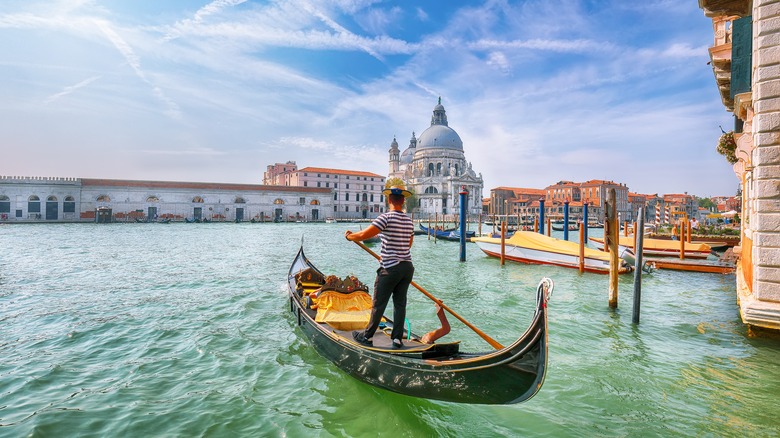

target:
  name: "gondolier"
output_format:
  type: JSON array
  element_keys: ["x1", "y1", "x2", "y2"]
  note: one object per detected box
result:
[{"x1": 345, "y1": 184, "x2": 415, "y2": 348}]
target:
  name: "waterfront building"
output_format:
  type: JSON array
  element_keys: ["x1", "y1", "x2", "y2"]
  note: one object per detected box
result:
[
  {"x1": 489, "y1": 187, "x2": 546, "y2": 221},
  {"x1": 700, "y1": 0, "x2": 780, "y2": 330},
  {"x1": 0, "y1": 176, "x2": 331, "y2": 223},
  {"x1": 388, "y1": 98, "x2": 484, "y2": 217},
  {"x1": 263, "y1": 161, "x2": 298, "y2": 186},
  {"x1": 289, "y1": 167, "x2": 385, "y2": 219}
]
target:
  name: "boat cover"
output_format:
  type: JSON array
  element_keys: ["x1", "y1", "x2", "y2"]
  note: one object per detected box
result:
[
  {"x1": 312, "y1": 290, "x2": 372, "y2": 330},
  {"x1": 592, "y1": 236, "x2": 711, "y2": 252},
  {"x1": 474, "y1": 231, "x2": 612, "y2": 261}
]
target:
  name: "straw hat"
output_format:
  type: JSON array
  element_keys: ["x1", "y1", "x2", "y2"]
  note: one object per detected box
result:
[{"x1": 382, "y1": 184, "x2": 412, "y2": 198}]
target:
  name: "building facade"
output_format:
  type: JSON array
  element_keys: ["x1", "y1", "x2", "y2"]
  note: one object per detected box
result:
[
  {"x1": 0, "y1": 176, "x2": 332, "y2": 223},
  {"x1": 388, "y1": 98, "x2": 484, "y2": 217},
  {"x1": 262, "y1": 161, "x2": 298, "y2": 186},
  {"x1": 289, "y1": 167, "x2": 386, "y2": 219},
  {"x1": 700, "y1": 0, "x2": 780, "y2": 331}
]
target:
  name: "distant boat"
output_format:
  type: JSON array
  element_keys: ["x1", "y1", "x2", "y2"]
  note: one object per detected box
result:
[
  {"x1": 551, "y1": 223, "x2": 579, "y2": 232},
  {"x1": 419, "y1": 224, "x2": 475, "y2": 241},
  {"x1": 325, "y1": 217, "x2": 336, "y2": 224},
  {"x1": 472, "y1": 231, "x2": 633, "y2": 274}
]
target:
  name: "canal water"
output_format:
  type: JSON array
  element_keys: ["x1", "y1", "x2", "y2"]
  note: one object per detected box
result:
[{"x1": 1, "y1": 223, "x2": 778, "y2": 437}]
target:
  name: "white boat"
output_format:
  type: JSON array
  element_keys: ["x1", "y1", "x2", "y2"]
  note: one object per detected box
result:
[
  {"x1": 325, "y1": 217, "x2": 336, "y2": 224},
  {"x1": 472, "y1": 231, "x2": 632, "y2": 274}
]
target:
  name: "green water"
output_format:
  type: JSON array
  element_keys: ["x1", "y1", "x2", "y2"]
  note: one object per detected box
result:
[{"x1": 1, "y1": 223, "x2": 778, "y2": 437}]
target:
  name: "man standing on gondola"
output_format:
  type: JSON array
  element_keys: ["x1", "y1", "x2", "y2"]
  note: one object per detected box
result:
[{"x1": 345, "y1": 184, "x2": 415, "y2": 349}]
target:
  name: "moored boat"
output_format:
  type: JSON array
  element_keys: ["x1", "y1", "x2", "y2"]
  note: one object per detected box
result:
[
  {"x1": 589, "y1": 236, "x2": 712, "y2": 259},
  {"x1": 419, "y1": 224, "x2": 475, "y2": 241},
  {"x1": 287, "y1": 245, "x2": 553, "y2": 404},
  {"x1": 472, "y1": 231, "x2": 633, "y2": 274}
]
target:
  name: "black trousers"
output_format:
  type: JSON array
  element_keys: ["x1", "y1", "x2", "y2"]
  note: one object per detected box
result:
[{"x1": 362, "y1": 261, "x2": 414, "y2": 341}]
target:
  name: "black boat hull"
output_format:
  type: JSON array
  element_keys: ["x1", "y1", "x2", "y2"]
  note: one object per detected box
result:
[{"x1": 287, "y1": 246, "x2": 551, "y2": 404}]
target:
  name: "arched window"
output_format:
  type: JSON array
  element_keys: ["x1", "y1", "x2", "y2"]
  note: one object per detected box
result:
[
  {"x1": 147, "y1": 196, "x2": 159, "y2": 203},
  {"x1": 47, "y1": 195, "x2": 57, "y2": 202},
  {"x1": 310, "y1": 199, "x2": 320, "y2": 205},
  {"x1": 192, "y1": 196, "x2": 204, "y2": 203},
  {"x1": 345, "y1": 193, "x2": 350, "y2": 201},
  {"x1": 97, "y1": 195, "x2": 110, "y2": 202},
  {"x1": 64, "y1": 196, "x2": 74, "y2": 202},
  {"x1": 428, "y1": 163, "x2": 434, "y2": 177},
  {"x1": 274, "y1": 198, "x2": 284, "y2": 204},
  {"x1": 29, "y1": 195, "x2": 40, "y2": 201},
  {"x1": 436, "y1": 163, "x2": 442, "y2": 175},
  {"x1": 0, "y1": 195, "x2": 9, "y2": 215},
  {"x1": 425, "y1": 186, "x2": 438, "y2": 194},
  {"x1": 454, "y1": 164, "x2": 459, "y2": 175},
  {"x1": 235, "y1": 197, "x2": 246, "y2": 204},
  {"x1": 362, "y1": 193, "x2": 368, "y2": 202},
  {"x1": 28, "y1": 195, "x2": 41, "y2": 214}
]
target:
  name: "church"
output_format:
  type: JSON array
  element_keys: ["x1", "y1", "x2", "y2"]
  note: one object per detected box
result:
[{"x1": 388, "y1": 98, "x2": 483, "y2": 216}]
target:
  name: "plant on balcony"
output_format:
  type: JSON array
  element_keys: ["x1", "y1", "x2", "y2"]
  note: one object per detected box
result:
[{"x1": 717, "y1": 131, "x2": 738, "y2": 164}]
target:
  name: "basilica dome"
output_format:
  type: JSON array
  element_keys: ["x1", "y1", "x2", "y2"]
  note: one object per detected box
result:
[{"x1": 417, "y1": 124, "x2": 463, "y2": 150}]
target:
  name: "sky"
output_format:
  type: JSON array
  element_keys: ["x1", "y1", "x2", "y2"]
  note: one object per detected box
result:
[{"x1": 0, "y1": 0, "x2": 738, "y2": 198}]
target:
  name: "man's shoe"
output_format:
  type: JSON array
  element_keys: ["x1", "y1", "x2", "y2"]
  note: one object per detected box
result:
[
  {"x1": 392, "y1": 338, "x2": 403, "y2": 349},
  {"x1": 352, "y1": 331, "x2": 372, "y2": 346}
]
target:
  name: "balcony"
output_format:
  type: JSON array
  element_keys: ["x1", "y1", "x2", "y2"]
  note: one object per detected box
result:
[{"x1": 698, "y1": 0, "x2": 749, "y2": 17}]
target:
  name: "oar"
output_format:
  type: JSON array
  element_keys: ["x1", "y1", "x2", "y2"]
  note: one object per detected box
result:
[{"x1": 352, "y1": 240, "x2": 504, "y2": 350}]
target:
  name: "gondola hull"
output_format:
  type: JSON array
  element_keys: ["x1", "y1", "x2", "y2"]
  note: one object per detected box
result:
[{"x1": 288, "y1": 246, "x2": 551, "y2": 404}]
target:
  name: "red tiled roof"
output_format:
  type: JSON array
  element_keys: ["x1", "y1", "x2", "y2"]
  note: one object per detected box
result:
[{"x1": 297, "y1": 167, "x2": 384, "y2": 178}]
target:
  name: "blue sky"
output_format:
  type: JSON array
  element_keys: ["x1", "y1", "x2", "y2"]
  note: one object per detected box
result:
[{"x1": 0, "y1": 0, "x2": 737, "y2": 197}]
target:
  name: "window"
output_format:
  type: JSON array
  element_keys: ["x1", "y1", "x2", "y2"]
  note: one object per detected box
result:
[
  {"x1": 304, "y1": 173, "x2": 308, "y2": 176},
  {"x1": 346, "y1": 193, "x2": 350, "y2": 201},
  {"x1": 304, "y1": 181, "x2": 308, "y2": 187},
  {"x1": 310, "y1": 200, "x2": 320, "y2": 205},
  {"x1": 363, "y1": 185, "x2": 366, "y2": 190},
  {"x1": 437, "y1": 163, "x2": 442, "y2": 175},
  {"x1": 235, "y1": 197, "x2": 246, "y2": 204},
  {"x1": 47, "y1": 195, "x2": 57, "y2": 202},
  {"x1": 97, "y1": 195, "x2": 111, "y2": 202},
  {"x1": 64, "y1": 196, "x2": 75, "y2": 213},
  {"x1": 317, "y1": 174, "x2": 321, "y2": 177},
  {"x1": 428, "y1": 163, "x2": 434, "y2": 176},
  {"x1": 345, "y1": 206, "x2": 349, "y2": 212},
  {"x1": 299, "y1": 197, "x2": 305, "y2": 205},
  {"x1": 334, "y1": 183, "x2": 338, "y2": 188},
  {"x1": 346, "y1": 184, "x2": 350, "y2": 189},
  {"x1": 0, "y1": 195, "x2": 9, "y2": 213},
  {"x1": 362, "y1": 193, "x2": 368, "y2": 202},
  {"x1": 28, "y1": 195, "x2": 41, "y2": 213},
  {"x1": 425, "y1": 186, "x2": 438, "y2": 194},
  {"x1": 274, "y1": 199, "x2": 284, "y2": 204},
  {"x1": 326, "y1": 182, "x2": 329, "y2": 188},
  {"x1": 192, "y1": 196, "x2": 204, "y2": 203},
  {"x1": 146, "y1": 196, "x2": 159, "y2": 202},
  {"x1": 370, "y1": 194, "x2": 374, "y2": 202},
  {"x1": 334, "y1": 192, "x2": 338, "y2": 200}
]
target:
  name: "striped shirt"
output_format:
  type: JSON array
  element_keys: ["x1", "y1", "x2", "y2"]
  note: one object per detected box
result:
[{"x1": 372, "y1": 210, "x2": 414, "y2": 268}]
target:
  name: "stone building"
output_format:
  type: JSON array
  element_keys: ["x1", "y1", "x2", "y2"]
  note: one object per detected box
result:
[
  {"x1": 262, "y1": 161, "x2": 298, "y2": 186},
  {"x1": 0, "y1": 176, "x2": 332, "y2": 223},
  {"x1": 700, "y1": 0, "x2": 780, "y2": 331},
  {"x1": 289, "y1": 167, "x2": 386, "y2": 219},
  {"x1": 388, "y1": 98, "x2": 484, "y2": 217}
]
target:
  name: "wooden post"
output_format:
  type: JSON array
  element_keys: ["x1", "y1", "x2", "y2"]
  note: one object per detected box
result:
[
  {"x1": 686, "y1": 218, "x2": 692, "y2": 243},
  {"x1": 500, "y1": 220, "x2": 506, "y2": 266},
  {"x1": 633, "y1": 208, "x2": 645, "y2": 324},
  {"x1": 624, "y1": 220, "x2": 629, "y2": 237},
  {"x1": 679, "y1": 220, "x2": 685, "y2": 260},
  {"x1": 579, "y1": 223, "x2": 585, "y2": 273},
  {"x1": 607, "y1": 189, "x2": 619, "y2": 308},
  {"x1": 534, "y1": 217, "x2": 539, "y2": 234},
  {"x1": 546, "y1": 217, "x2": 551, "y2": 236},
  {"x1": 478, "y1": 214, "x2": 483, "y2": 236},
  {"x1": 428, "y1": 215, "x2": 431, "y2": 240}
]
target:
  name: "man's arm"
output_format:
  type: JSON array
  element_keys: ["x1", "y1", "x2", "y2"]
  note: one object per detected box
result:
[{"x1": 345, "y1": 225, "x2": 381, "y2": 242}]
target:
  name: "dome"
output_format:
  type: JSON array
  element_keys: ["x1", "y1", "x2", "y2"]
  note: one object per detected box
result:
[
  {"x1": 400, "y1": 146, "x2": 415, "y2": 164},
  {"x1": 417, "y1": 124, "x2": 463, "y2": 150}
]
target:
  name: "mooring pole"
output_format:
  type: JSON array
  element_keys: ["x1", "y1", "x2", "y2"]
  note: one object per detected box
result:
[
  {"x1": 563, "y1": 199, "x2": 570, "y2": 241},
  {"x1": 579, "y1": 223, "x2": 585, "y2": 273},
  {"x1": 633, "y1": 208, "x2": 645, "y2": 324},
  {"x1": 459, "y1": 186, "x2": 468, "y2": 262},
  {"x1": 607, "y1": 189, "x2": 619, "y2": 308},
  {"x1": 500, "y1": 220, "x2": 506, "y2": 266},
  {"x1": 538, "y1": 198, "x2": 545, "y2": 234},
  {"x1": 583, "y1": 202, "x2": 589, "y2": 244}
]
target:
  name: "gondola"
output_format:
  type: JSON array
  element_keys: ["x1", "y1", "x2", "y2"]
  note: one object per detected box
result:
[
  {"x1": 287, "y1": 244, "x2": 553, "y2": 404},
  {"x1": 419, "y1": 224, "x2": 475, "y2": 241}
]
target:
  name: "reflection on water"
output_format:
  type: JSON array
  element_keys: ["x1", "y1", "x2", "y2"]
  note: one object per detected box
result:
[{"x1": 0, "y1": 222, "x2": 779, "y2": 436}]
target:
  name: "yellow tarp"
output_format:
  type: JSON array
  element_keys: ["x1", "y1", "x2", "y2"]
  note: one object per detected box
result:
[
  {"x1": 591, "y1": 236, "x2": 711, "y2": 252},
  {"x1": 313, "y1": 290, "x2": 372, "y2": 331},
  {"x1": 473, "y1": 231, "x2": 613, "y2": 262}
]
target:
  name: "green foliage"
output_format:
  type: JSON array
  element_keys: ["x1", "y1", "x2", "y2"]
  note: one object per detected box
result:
[{"x1": 698, "y1": 197, "x2": 716, "y2": 209}]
